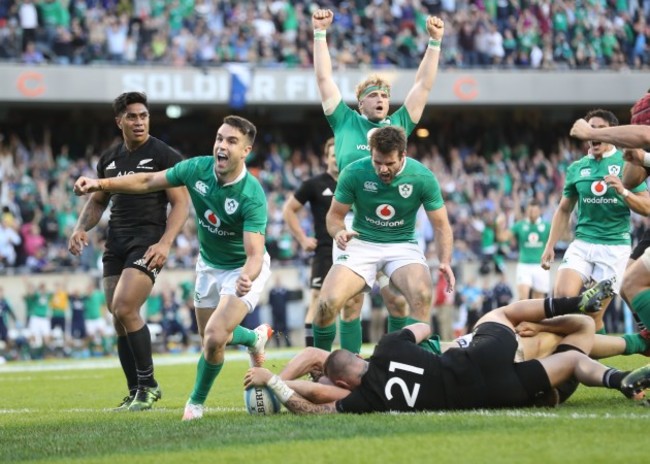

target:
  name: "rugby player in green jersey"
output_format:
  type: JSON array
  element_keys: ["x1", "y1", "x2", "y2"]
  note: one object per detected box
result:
[
  {"x1": 74, "y1": 116, "x2": 273, "y2": 421},
  {"x1": 498, "y1": 200, "x2": 552, "y2": 299},
  {"x1": 313, "y1": 126, "x2": 454, "y2": 352},
  {"x1": 312, "y1": 8, "x2": 446, "y2": 349},
  {"x1": 542, "y1": 109, "x2": 649, "y2": 333}
]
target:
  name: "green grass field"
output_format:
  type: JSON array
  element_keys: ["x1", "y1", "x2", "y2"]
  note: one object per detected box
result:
[{"x1": 1, "y1": 348, "x2": 649, "y2": 464}]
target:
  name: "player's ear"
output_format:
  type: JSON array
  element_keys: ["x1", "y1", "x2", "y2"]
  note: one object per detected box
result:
[{"x1": 115, "y1": 117, "x2": 122, "y2": 130}]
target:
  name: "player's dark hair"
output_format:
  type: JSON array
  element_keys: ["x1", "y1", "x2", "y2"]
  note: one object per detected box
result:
[
  {"x1": 584, "y1": 109, "x2": 618, "y2": 127},
  {"x1": 224, "y1": 115, "x2": 257, "y2": 145},
  {"x1": 369, "y1": 126, "x2": 407, "y2": 155},
  {"x1": 113, "y1": 92, "x2": 148, "y2": 117},
  {"x1": 324, "y1": 349, "x2": 357, "y2": 382},
  {"x1": 528, "y1": 199, "x2": 540, "y2": 208}
]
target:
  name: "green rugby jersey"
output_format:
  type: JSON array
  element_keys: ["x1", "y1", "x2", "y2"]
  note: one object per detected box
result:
[
  {"x1": 563, "y1": 148, "x2": 645, "y2": 245},
  {"x1": 335, "y1": 157, "x2": 444, "y2": 243},
  {"x1": 326, "y1": 101, "x2": 416, "y2": 171},
  {"x1": 511, "y1": 219, "x2": 551, "y2": 263},
  {"x1": 84, "y1": 290, "x2": 105, "y2": 320},
  {"x1": 166, "y1": 156, "x2": 267, "y2": 269}
]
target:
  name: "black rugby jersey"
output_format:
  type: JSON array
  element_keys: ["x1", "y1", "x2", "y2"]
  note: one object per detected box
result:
[
  {"x1": 97, "y1": 136, "x2": 183, "y2": 234},
  {"x1": 293, "y1": 172, "x2": 336, "y2": 249}
]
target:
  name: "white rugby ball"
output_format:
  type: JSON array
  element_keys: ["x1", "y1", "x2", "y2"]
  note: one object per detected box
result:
[{"x1": 244, "y1": 386, "x2": 281, "y2": 415}]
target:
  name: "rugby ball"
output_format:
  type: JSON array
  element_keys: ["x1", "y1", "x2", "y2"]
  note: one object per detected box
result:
[{"x1": 244, "y1": 386, "x2": 281, "y2": 415}]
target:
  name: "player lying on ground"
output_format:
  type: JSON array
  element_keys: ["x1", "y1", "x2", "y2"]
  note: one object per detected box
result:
[{"x1": 244, "y1": 279, "x2": 650, "y2": 414}]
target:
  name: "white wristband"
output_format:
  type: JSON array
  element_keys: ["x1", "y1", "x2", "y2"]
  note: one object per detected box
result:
[
  {"x1": 267, "y1": 375, "x2": 295, "y2": 404},
  {"x1": 644, "y1": 151, "x2": 650, "y2": 167},
  {"x1": 622, "y1": 189, "x2": 630, "y2": 198}
]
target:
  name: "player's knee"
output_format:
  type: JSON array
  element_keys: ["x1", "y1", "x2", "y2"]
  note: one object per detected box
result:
[
  {"x1": 315, "y1": 297, "x2": 338, "y2": 325},
  {"x1": 202, "y1": 328, "x2": 228, "y2": 358},
  {"x1": 621, "y1": 274, "x2": 642, "y2": 303}
]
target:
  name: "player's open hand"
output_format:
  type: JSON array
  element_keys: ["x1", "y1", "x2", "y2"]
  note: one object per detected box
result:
[
  {"x1": 334, "y1": 229, "x2": 358, "y2": 250},
  {"x1": 143, "y1": 241, "x2": 170, "y2": 271},
  {"x1": 426, "y1": 16, "x2": 444, "y2": 40},
  {"x1": 439, "y1": 263, "x2": 455, "y2": 293},
  {"x1": 623, "y1": 148, "x2": 646, "y2": 166},
  {"x1": 236, "y1": 273, "x2": 253, "y2": 297},
  {"x1": 73, "y1": 177, "x2": 101, "y2": 195},
  {"x1": 244, "y1": 367, "x2": 273, "y2": 389},
  {"x1": 312, "y1": 8, "x2": 334, "y2": 30},
  {"x1": 569, "y1": 119, "x2": 592, "y2": 140},
  {"x1": 68, "y1": 229, "x2": 89, "y2": 256}
]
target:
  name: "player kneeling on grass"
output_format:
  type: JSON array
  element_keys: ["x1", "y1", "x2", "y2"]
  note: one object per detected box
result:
[{"x1": 244, "y1": 279, "x2": 650, "y2": 414}]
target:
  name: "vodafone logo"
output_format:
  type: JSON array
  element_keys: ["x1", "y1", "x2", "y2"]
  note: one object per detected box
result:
[
  {"x1": 590, "y1": 181, "x2": 607, "y2": 196},
  {"x1": 204, "y1": 209, "x2": 221, "y2": 227},
  {"x1": 376, "y1": 204, "x2": 395, "y2": 220}
]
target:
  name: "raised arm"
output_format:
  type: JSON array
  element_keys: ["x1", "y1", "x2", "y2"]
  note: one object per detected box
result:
[
  {"x1": 570, "y1": 119, "x2": 650, "y2": 148},
  {"x1": 312, "y1": 9, "x2": 342, "y2": 115},
  {"x1": 74, "y1": 171, "x2": 172, "y2": 195},
  {"x1": 403, "y1": 16, "x2": 444, "y2": 123}
]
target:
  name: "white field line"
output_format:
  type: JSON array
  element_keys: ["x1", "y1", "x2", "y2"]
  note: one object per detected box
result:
[
  {"x1": 0, "y1": 348, "x2": 314, "y2": 374},
  {"x1": 0, "y1": 407, "x2": 647, "y2": 420}
]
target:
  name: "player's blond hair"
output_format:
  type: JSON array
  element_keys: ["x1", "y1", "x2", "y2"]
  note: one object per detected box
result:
[{"x1": 355, "y1": 75, "x2": 391, "y2": 101}]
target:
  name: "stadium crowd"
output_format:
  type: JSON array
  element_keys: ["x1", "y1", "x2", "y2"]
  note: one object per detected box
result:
[
  {"x1": 0, "y1": 0, "x2": 648, "y2": 70},
  {"x1": 0, "y1": 113, "x2": 647, "y2": 361}
]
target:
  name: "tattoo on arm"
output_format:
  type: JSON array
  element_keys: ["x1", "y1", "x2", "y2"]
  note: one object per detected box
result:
[
  {"x1": 78, "y1": 195, "x2": 109, "y2": 231},
  {"x1": 285, "y1": 393, "x2": 338, "y2": 415}
]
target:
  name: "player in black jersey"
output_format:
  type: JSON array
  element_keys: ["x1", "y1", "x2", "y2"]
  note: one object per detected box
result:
[
  {"x1": 282, "y1": 138, "x2": 362, "y2": 346},
  {"x1": 68, "y1": 92, "x2": 190, "y2": 411},
  {"x1": 245, "y1": 279, "x2": 650, "y2": 413}
]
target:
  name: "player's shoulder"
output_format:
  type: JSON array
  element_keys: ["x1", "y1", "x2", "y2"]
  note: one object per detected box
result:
[{"x1": 148, "y1": 136, "x2": 183, "y2": 160}]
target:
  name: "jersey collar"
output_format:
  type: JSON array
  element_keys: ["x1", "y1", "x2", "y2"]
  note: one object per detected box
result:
[
  {"x1": 360, "y1": 113, "x2": 390, "y2": 125},
  {"x1": 587, "y1": 146, "x2": 617, "y2": 159},
  {"x1": 215, "y1": 165, "x2": 247, "y2": 187}
]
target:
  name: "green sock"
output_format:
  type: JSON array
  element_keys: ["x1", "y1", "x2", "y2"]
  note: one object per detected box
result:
[
  {"x1": 339, "y1": 318, "x2": 362, "y2": 354},
  {"x1": 313, "y1": 323, "x2": 336, "y2": 351},
  {"x1": 388, "y1": 315, "x2": 408, "y2": 332},
  {"x1": 632, "y1": 289, "x2": 650, "y2": 330},
  {"x1": 419, "y1": 334, "x2": 442, "y2": 355},
  {"x1": 622, "y1": 333, "x2": 650, "y2": 355},
  {"x1": 189, "y1": 355, "x2": 223, "y2": 404},
  {"x1": 596, "y1": 327, "x2": 607, "y2": 335},
  {"x1": 230, "y1": 325, "x2": 257, "y2": 347},
  {"x1": 406, "y1": 316, "x2": 425, "y2": 326}
]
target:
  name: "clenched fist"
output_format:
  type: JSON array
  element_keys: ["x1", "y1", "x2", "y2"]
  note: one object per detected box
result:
[
  {"x1": 312, "y1": 9, "x2": 333, "y2": 31},
  {"x1": 426, "y1": 16, "x2": 444, "y2": 40}
]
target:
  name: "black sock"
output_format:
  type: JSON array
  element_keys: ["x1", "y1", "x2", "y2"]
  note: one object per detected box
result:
[
  {"x1": 127, "y1": 325, "x2": 157, "y2": 389},
  {"x1": 305, "y1": 323, "x2": 314, "y2": 347},
  {"x1": 117, "y1": 336, "x2": 138, "y2": 395},
  {"x1": 552, "y1": 344, "x2": 584, "y2": 402},
  {"x1": 544, "y1": 296, "x2": 583, "y2": 318},
  {"x1": 633, "y1": 312, "x2": 647, "y2": 332},
  {"x1": 602, "y1": 368, "x2": 628, "y2": 389}
]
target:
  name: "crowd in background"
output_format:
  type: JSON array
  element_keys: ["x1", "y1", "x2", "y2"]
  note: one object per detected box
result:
[
  {"x1": 0, "y1": 115, "x2": 648, "y2": 362},
  {"x1": 0, "y1": 0, "x2": 649, "y2": 70}
]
